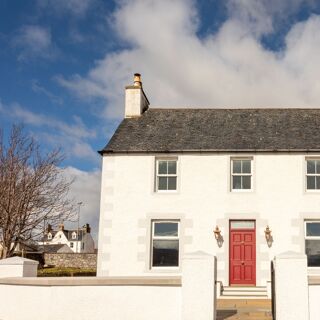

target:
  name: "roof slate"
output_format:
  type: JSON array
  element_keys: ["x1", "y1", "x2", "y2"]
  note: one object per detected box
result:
[{"x1": 100, "y1": 108, "x2": 320, "y2": 153}]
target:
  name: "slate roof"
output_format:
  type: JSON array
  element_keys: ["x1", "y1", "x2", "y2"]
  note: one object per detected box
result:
[{"x1": 100, "y1": 108, "x2": 320, "y2": 153}]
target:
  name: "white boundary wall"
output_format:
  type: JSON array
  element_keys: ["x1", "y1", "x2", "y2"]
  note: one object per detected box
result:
[
  {"x1": 308, "y1": 277, "x2": 320, "y2": 320},
  {"x1": 0, "y1": 253, "x2": 216, "y2": 320},
  {"x1": 0, "y1": 281, "x2": 181, "y2": 320},
  {"x1": 272, "y1": 252, "x2": 320, "y2": 320}
]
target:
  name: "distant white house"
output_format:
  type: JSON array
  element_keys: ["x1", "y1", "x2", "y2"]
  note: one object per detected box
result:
[{"x1": 39, "y1": 223, "x2": 95, "y2": 253}]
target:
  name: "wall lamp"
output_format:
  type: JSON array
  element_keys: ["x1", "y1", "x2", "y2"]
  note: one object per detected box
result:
[
  {"x1": 264, "y1": 225, "x2": 273, "y2": 247},
  {"x1": 213, "y1": 226, "x2": 224, "y2": 247}
]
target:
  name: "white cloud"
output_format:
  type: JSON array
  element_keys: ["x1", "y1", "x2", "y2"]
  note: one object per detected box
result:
[
  {"x1": 0, "y1": 102, "x2": 98, "y2": 164},
  {"x1": 63, "y1": 167, "x2": 101, "y2": 245},
  {"x1": 37, "y1": 0, "x2": 94, "y2": 17},
  {"x1": 31, "y1": 80, "x2": 63, "y2": 105},
  {"x1": 57, "y1": 0, "x2": 320, "y2": 119},
  {"x1": 12, "y1": 25, "x2": 54, "y2": 61}
]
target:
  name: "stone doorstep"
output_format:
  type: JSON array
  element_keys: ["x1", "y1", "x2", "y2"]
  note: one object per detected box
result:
[
  {"x1": 217, "y1": 299, "x2": 271, "y2": 308},
  {"x1": 217, "y1": 299, "x2": 272, "y2": 320}
]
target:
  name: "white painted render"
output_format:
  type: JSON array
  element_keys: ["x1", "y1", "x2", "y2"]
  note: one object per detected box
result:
[
  {"x1": 124, "y1": 87, "x2": 149, "y2": 118},
  {"x1": 0, "y1": 282, "x2": 181, "y2": 320},
  {"x1": 97, "y1": 153, "x2": 320, "y2": 286}
]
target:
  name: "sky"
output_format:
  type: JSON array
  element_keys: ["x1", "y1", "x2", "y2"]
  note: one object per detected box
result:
[{"x1": 1, "y1": 0, "x2": 320, "y2": 244}]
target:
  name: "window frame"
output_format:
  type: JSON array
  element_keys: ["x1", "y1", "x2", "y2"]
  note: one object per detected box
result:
[
  {"x1": 230, "y1": 157, "x2": 253, "y2": 192},
  {"x1": 150, "y1": 220, "x2": 180, "y2": 269},
  {"x1": 305, "y1": 220, "x2": 320, "y2": 240},
  {"x1": 304, "y1": 220, "x2": 320, "y2": 268},
  {"x1": 72, "y1": 232, "x2": 77, "y2": 240},
  {"x1": 155, "y1": 158, "x2": 178, "y2": 193},
  {"x1": 305, "y1": 158, "x2": 320, "y2": 192}
]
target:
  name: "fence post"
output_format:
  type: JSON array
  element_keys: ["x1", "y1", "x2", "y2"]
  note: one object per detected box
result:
[
  {"x1": 274, "y1": 251, "x2": 308, "y2": 320},
  {"x1": 182, "y1": 251, "x2": 216, "y2": 320}
]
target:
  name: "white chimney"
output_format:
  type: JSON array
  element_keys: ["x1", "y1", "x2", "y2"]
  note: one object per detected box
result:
[{"x1": 125, "y1": 73, "x2": 149, "y2": 118}]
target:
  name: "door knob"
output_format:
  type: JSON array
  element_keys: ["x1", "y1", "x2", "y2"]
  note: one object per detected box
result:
[{"x1": 241, "y1": 261, "x2": 244, "y2": 265}]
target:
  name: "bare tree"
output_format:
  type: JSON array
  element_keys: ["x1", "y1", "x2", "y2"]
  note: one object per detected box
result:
[{"x1": 0, "y1": 125, "x2": 76, "y2": 258}]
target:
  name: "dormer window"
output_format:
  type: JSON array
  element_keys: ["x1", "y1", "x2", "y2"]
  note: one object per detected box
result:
[
  {"x1": 72, "y1": 232, "x2": 77, "y2": 240},
  {"x1": 47, "y1": 233, "x2": 52, "y2": 240}
]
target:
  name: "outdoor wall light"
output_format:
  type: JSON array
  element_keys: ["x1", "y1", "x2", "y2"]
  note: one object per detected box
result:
[
  {"x1": 264, "y1": 225, "x2": 273, "y2": 247},
  {"x1": 213, "y1": 226, "x2": 224, "y2": 247}
]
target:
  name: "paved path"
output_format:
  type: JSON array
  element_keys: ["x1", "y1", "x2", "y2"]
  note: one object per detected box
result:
[{"x1": 217, "y1": 299, "x2": 272, "y2": 320}]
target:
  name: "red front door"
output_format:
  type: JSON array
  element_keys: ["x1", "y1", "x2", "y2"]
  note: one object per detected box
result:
[{"x1": 229, "y1": 221, "x2": 256, "y2": 286}]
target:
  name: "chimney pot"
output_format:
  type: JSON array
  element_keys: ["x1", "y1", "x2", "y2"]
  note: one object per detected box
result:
[
  {"x1": 59, "y1": 223, "x2": 64, "y2": 231},
  {"x1": 133, "y1": 73, "x2": 142, "y2": 87}
]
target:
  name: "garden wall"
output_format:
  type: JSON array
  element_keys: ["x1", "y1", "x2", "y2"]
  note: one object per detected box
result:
[{"x1": 44, "y1": 253, "x2": 97, "y2": 269}]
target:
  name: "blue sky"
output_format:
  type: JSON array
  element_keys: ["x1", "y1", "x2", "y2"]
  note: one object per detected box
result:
[{"x1": 1, "y1": 0, "x2": 320, "y2": 242}]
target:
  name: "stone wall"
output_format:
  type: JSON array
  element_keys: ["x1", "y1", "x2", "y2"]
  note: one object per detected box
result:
[{"x1": 44, "y1": 253, "x2": 97, "y2": 269}]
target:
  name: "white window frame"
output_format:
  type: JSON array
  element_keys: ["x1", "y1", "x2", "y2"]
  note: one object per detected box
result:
[
  {"x1": 70, "y1": 242, "x2": 74, "y2": 248},
  {"x1": 72, "y1": 232, "x2": 77, "y2": 240},
  {"x1": 306, "y1": 158, "x2": 320, "y2": 192},
  {"x1": 304, "y1": 220, "x2": 320, "y2": 268},
  {"x1": 47, "y1": 233, "x2": 52, "y2": 240},
  {"x1": 151, "y1": 220, "x2": 180, "y2": 269},
  {"x1": 305, "y1": 220, "x2": 320, "y2": 240},
  {"x1": 230, "y1": 158, "x2": 253, "y2": 192},
  {"x1": 155, "y1": 158, "x2": 178, "y2": 192}
]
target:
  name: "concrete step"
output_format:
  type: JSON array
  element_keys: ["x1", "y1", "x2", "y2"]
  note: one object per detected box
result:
[{"x1": 220, "y1": 286, "x2": 268, "y2": 299}]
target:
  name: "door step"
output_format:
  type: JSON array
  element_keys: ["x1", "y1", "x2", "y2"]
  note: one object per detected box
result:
[
  {"x1": 219, "y1": 286, "x2": 269, "y2": 299},
  {"x1": 217, "y1": 299, "x2": 272, "y2": 320}
]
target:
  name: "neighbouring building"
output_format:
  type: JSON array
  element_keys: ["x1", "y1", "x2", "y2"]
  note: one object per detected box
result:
[
  {"x1": 39, "y1": 223, "x2": 95, "y2": 253},
  {"x1": 97, "y1": 73, "x2": 320, "y2": 289}
]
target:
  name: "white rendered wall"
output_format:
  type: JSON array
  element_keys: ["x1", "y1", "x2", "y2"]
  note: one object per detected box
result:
[
  {"x1": 97, "y1": 153, "x2": 320, "y2": 285},
  {"x1": 309, "y1": 284, "x2": 320, "y2": 320},
  {"x1": 0, "y1": 283, "x2": 180, "y2": 320}
]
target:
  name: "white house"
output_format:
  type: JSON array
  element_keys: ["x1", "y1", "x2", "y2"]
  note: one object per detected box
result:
[
  {"x1": 40, "y1": 223, "x2": 95, "y2": 253},
  {"x1": 97, "y1": 73, "x2": 320, "y2": 293}
]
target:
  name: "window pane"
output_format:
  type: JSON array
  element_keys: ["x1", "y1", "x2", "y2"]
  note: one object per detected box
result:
[
  {"x1": 158, "y1": 161, "x2": 168, "y2": 174},
  {"x1": 242, "y1": 160, "x2": 251, "y2": 174},
  {"x1": 306, "y1": 223, "x2": 320, "y2": 237},
  {"x1": 168, "y1": 161, "x2": 177, "y2": 174},
  {"x1": 242, "y1": 176, "x2": 251, "y2": 189},
  {"x1": 158, "y1": 177, "x2": 167, "y2": 190},
  {"x1": 168, "y1": 177, "x2": 177, "y2": 190},
  {"x1": 154, "y1": 222, "x2": 178, "y2": 236},
  {"x1": 316, "y1": 176, "x2": 320, "y2": 189},
  {"x1": 230, "y1": 221, "x2": 255, "y2": 229},
  {"x1": 316, "y1": 161, "x2": 320, "y2": 174},
  {"x1": 152, "y1": 240, "x2": 179, "y2": 267},
  {"x1": 306, "y1": 240, "x2": 320, "y2": 267},
  {"x1": 307, "y1": 160, "x2": 316, "y2": 174},
  {"x1": 233, "y1": 176, "x2": 241, "y2": 189},
  {"x1": 307, "y1": 176, "x2": 316, "y2": 190},
  {"x1": 233, "y1": 160, "x2": 241, "y2": 173}
]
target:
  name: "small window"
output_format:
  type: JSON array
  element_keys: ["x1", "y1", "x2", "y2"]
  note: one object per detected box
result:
[
  {"x1": 47, "y1": 233, "x2": 52, "y2": 240},
  {"x1": 70, "y1": 242, "x2": 74, "y2": 248},
  {"x1": 156, "y1": 159, "x2": 177, "y2": 191},
  {"x1": 151, "y1": 221, "x2": 179, "y2": 267},
  {"x1": 231, "y1": 159, "x2": 252, "y2": 191},
  {"x1": 305, "y1": 221, "x2": 320, "y2": 267},
  {"x1": 306, "y1": 159, "x2": 320, "y2": 190},
  {"x1": 72, "y1": 232, "x2": 77, "y2": 240}
]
